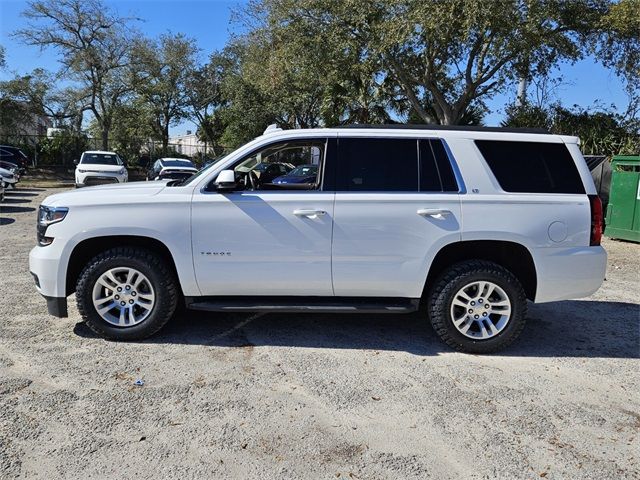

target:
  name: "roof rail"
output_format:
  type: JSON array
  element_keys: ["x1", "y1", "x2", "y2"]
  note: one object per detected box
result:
[{"x1": 335, "y1": 124, "x2": 551, "y2": 134}]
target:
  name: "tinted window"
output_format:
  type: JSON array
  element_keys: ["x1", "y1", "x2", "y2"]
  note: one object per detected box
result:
[
  {"x1": 81, "y1": 153, "x2": 122, "y2": 166},
  {"x1": 475, "y1": 140, "x2": 585, "y2": 194},
  {"x1": 418, "y1": 140, "x2": 443, "y2": 191},
  {"x1": 337, "y1": 138, "x2": 418, "y2": 191},
  {"x1": 430, "y1": 140, "x2": 459, "y2": 192}
]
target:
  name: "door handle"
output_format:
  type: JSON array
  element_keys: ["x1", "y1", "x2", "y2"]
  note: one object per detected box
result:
[
  {"x1": 293, "y1": 209, "x2": 327, "y2": 218},
  {"x1": 417, "y1": 208, "x2": 451, "y2": 219}
]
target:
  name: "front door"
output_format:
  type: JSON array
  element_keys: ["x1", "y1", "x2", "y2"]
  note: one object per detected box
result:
[{"x1": 191, "y1": 137, "x2": 335, "y2": 296}]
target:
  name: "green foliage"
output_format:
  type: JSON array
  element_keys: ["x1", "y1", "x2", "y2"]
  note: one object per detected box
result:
[
  {"x1": 131, "y1": 33, "x2": 199, "y2": 154},
  {"x1": 37, "y1": 130, "x2": 90, "y2": 166},
  {"x1": 503, "y1": 103, "x2": 640, "y2": 156}
]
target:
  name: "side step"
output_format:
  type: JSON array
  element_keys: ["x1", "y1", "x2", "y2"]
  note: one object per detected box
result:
[{"x1": 185, "y1": 296, "x2": 420, "y2": 314}]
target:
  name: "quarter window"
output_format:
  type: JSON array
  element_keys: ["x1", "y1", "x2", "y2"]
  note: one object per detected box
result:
[{"x1": 475, "y1": 140, "x2": 585, "y2": 194}]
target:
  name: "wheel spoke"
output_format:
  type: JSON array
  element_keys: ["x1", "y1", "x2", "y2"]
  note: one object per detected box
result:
[
  {"x1": 92, "y1": 267, "x2": 155, "y2": 328},
  {"x1": 450, "y1": 280, "x2": 512, "y2": 340}
]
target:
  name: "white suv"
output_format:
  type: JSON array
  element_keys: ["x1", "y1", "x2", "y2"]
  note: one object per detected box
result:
[
  {"x1": 30, "y1": 125, "x2": 606, "y2": 353},
  {"x1": 75, "y1": 150, "x2": 128, "y2": 187}
]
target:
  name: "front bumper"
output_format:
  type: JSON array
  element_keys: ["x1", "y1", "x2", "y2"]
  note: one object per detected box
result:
[
  {"x1": 44, "y1": 295, "x2": 68, "y2": 317},
  {"x1": 76, "y1": 171, "x2": 127, "y2": 186}
]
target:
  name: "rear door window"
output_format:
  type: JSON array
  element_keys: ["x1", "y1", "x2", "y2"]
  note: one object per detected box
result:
[
  {"x1": 475, "y1": 140, "x2": 585, "y2": 194},
  {"x1": 337, "y1": 138, "x2": 418, "y2": 191},
  {"x1": 419, "y1": 140, "x2": 459, "y2": 192}
]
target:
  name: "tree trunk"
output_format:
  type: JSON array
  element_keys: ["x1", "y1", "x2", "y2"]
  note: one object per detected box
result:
[
  {"x1": 162, "y1": 123, "x2": 169, "y2": 155},
  {"x1": 516, "y1": 77, "x2": 528, "y2": 107},
  {"x1": 101, "y1": 126, "x2": 109, "y2": 150}
]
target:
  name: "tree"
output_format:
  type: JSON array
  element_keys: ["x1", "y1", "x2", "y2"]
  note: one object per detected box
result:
[
  {"x1": 254, "y1": 0, "x2": 638, "y2": 125},
  {"x1": 131, "y1": 33, "x2": 198, "y2": 155},
  {"x1": 0, "y1": 69, "x2": 84, "y2": 129},
  {"x1": 14, "y1": 0, "x2": 136, "y2": 148},
  {"x1": 184, "y1": 52, "x2": 230, "y2": 155}
]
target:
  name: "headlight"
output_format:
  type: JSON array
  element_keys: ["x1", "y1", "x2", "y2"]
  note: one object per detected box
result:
[
  {"x1": 39, "y1": 205, "x2": 69, "y2": 226},
  {"x1": 118, "y1": 167, "x2": 126, "y2": 174},
  {"x1": 37, "y1": 206, "x2": 68, "y2": 246},
  {"x1": 77, "y1": 169, "x2": 86, "y2": 173}
]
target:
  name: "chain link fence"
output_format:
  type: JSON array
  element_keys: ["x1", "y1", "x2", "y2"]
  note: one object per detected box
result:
[{"x1": 0, "y1": 133, "x2": 222, "y2": 169}]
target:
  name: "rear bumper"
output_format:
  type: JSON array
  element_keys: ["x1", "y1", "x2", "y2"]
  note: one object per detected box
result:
[{"x1": 533, "y1": 246, "x2": 607, "y2": 303}]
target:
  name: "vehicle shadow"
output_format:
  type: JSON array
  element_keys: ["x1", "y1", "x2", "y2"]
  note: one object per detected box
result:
[
  {"x1": 0, "y1": 205, "x2": 36, "y2": 213},
  {"x1": 5, "y1": 191, "x2": 39, "y2": 197},
  {"x1": 0, "y1": 217, "x2": 16, "y2": 225},
  {"x1": 10, "y1": 187, "x2": 45, "y2": 192},
  {"x1": 73, "y1": 299, "x2": 639, "y2": 359}
]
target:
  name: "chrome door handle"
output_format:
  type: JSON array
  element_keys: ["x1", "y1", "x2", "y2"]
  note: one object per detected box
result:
[
  {"x1": 293, "y1": 209, "x2": 327, "y2": 218},
  {"x1": 417, "y1": 208, "x2": 451, "y2": 219}
]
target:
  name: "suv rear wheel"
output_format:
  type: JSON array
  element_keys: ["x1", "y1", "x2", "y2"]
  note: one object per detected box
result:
[
  {"x1": 427, "y1": 260, "x2": 527, "y2": 353},
  {"x1": 76, "y1": 247, "x2": 178, "y2": 340}
]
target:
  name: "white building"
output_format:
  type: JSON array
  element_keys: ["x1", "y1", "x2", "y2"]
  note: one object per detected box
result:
[{"x1": 168, "y1": 131, "x2": 208, "y2": 157}]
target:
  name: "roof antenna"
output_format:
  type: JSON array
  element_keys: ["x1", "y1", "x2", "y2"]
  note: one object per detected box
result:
[{"x1": 263, "y1": 124, "x2": 282, "y2": 135}]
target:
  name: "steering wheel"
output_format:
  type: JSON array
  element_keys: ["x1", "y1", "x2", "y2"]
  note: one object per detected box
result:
[{"x1": 247, "y1": 170, "x2": 259, "y2": 190}]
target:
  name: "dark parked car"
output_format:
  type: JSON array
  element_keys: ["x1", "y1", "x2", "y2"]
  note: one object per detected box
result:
[
  {"x1": 0, "y1": 146, "x2": 29, "y2": 174},
  {"x1": 251, "y1": 162, "x2": 293, "y2": 184},
  {"x1": 272, "y1": 164, "x2": 319, "y2": 185}
]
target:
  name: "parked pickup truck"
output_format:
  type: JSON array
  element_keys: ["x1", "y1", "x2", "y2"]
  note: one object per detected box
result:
[{"x1": 29, "y1": 125, "x2": 607, "y2": 353}]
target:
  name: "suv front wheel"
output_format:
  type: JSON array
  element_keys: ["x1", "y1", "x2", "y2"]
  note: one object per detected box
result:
[
  {"x1": 427, "y1": 260, "x2": 527, "y2": 353},
  {"x1": 76, "y1": 247, "x2": 179, "y2": 340}
]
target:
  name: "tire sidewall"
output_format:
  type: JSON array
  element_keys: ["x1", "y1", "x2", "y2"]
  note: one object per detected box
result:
[
  {"x1": 77, "y1": 252, "x2": 175, "y2": 340},
  {"x1": 430, "y1": 265, "x2": 526, "y2": 353}
]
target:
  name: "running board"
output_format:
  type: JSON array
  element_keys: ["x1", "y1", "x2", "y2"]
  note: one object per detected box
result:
[{"x1": 185, "y1": 296, "x2": 420, "y2": 314}]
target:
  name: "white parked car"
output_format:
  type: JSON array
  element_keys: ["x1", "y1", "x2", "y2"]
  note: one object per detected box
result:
[
  {"x1": 75, "y1": 150, "x2": 128, "y2": 187},
  {"x1": 146, "y1": 158, "x2": 198, "y2": 182},
  {"x1": 0, "y1": 166, "x2": 18, "y2": 188},
  {"x1": 29, "y1": 125, "x2": 606, "y2": 353},
  {"x1": 0, "y1": 180, "x2": 4, "y2": 202}
]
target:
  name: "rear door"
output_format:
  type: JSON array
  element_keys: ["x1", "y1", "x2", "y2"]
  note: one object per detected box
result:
[{"x1": 331, "y1": 136, "x2": 462, "y2": 298}]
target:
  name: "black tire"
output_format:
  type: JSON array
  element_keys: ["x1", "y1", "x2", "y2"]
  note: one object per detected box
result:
[
  {"x1": 76, "y1": 247, "x2": 179, "y2": 340},
  {"x1": 427, "y1": 260, "x2": 527, "y2": 354}
]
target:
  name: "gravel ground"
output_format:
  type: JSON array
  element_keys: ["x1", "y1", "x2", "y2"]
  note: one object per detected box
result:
[{"x1": 1, "y1": 187, "x2": 639, "y2": 480}]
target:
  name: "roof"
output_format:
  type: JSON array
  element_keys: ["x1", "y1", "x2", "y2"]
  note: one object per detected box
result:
[
  {"x1": 159, "y1": 158, "x2": 194, "y2": 162},
  {"x1": 336, "y1": 124, "x2": 550, "y2": 134}
]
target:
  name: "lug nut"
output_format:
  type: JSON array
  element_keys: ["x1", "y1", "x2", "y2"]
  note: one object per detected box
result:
[
  {"x1": 129, "y1": 299, "x2": 134, "y2": 304},
  {"x1": 117, "y1": 287, "x2": 122, "y2": 292},
  {"x1": 120, "y1": 301, "x2": 126, "y2": 306},
  {"x1": 470, "y1": 301, "x2": 475, "y2": 306},
  {"x1": 474, "y1": 314, "x2": 479, "y2": 319},
  {"x1": 468, "y1": 308, "x2": 473, "y2": 313},
  {"x1": 131, "y1": 292, "x2": 136, "y2": 296},
  {"x1": 482, "y1": 312, "x2": 487, "y2": 317},
  {"x1": 485, "y1": 304, "x2": 489, "y2": 309},
  {"x1": 114, "y1": 295, "x2": 120, "y2": 300},
  {"x1": 125, "y1": 285, "x2": 131, "y2": 290},
  {"x1": 478, "y1": 299, "x2": 483, "y2": 303}
]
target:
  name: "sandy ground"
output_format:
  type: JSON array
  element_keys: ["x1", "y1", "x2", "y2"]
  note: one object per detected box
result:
[{"x1": 1, "y1": 187, "x2": 639, "y2": 480}]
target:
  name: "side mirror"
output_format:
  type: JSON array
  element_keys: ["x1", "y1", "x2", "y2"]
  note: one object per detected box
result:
[
  {"x1": 73, "y1": 159, "x2": 79, "y2": 166},
  {"x1": 214, "y1": 170, "x2": 237, "y2": 191}
]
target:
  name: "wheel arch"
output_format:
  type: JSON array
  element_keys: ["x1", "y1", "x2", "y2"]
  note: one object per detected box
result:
[
  {"x1": 423, "y1": 240, "x2": 537, "y2": 300},
  {"x1": 65, "y1": 235, "x2": 182, "y2": 297}
]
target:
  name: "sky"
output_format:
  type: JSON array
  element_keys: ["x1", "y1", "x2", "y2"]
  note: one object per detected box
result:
[{"x1": 0, "y1": 0, "x2": 632, "y2": 134}]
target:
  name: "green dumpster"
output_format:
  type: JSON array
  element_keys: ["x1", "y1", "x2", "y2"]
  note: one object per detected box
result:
[{"x1": 605, "y1": 155, "x2": 640, "y2": 243}]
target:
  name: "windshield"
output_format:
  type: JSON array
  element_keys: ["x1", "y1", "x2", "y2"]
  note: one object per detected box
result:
[
  {"x1": 81, "y1": 153, "x2": 122, "y2": 165},
  {"x1": 162, "y1": 160, "x2": 195, "y2": 168},
  {"x1": 287, "y1": 165, "x2": 317, "y2": 176}
]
